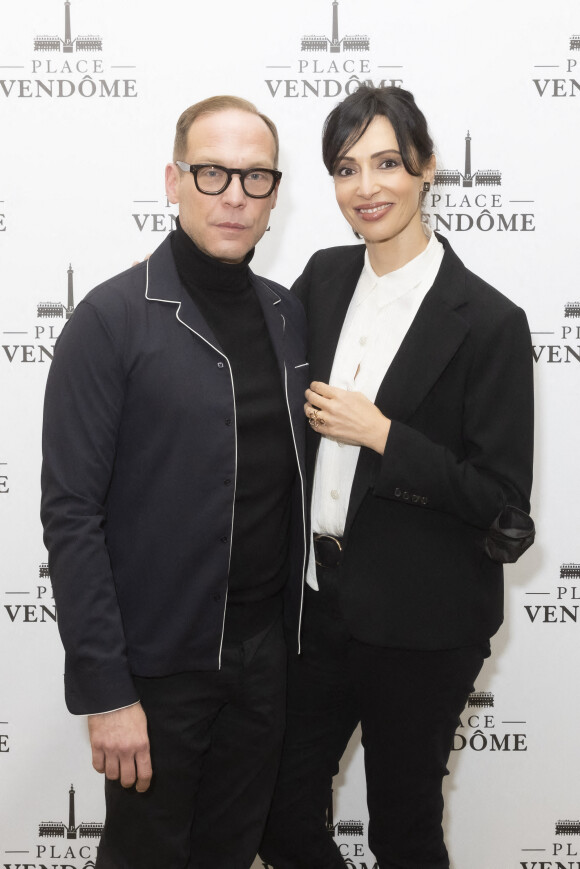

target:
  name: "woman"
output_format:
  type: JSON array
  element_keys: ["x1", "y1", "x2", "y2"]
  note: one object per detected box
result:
[{"x1": 260, "y1": 86, "x2": 535, "y2": 869}]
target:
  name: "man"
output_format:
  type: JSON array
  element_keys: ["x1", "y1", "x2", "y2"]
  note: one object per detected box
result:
[{"x1": 41, "y1": 95, "x2": 308, "y2": 869}]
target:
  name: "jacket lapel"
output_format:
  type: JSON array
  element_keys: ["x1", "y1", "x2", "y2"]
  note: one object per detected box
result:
[
  {"x1": 310, "y1": 248, "x2": 366, "y2": 385},
  {"x1": 374, "y1": 280, "x2": 469, "y2": 422},
  {"x1": 251, "y1": 273, "x2": 286, "y2": 375},
  {"x1": 144, "y1": 235, "x2": 224, "y2": 351},
  {"x1": 344, "y1": 236, "x2": 471, "y2": 537}
]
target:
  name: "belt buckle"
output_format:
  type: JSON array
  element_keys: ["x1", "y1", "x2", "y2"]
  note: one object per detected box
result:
[{"x1": 314, "y1": 533, "x2": 343, "y2": 568}]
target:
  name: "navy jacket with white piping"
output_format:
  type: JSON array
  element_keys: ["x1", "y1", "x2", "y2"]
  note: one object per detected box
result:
[{"x1": 41, "y1": 234, "x2": 308, "y2": 714}]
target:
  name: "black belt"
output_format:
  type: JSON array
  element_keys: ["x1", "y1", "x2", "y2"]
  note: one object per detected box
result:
[{"x1": 313, "y1": 533, "x2": 344, "y2": 569}]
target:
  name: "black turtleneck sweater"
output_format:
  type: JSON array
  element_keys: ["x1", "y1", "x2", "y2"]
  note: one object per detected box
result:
[{"x1": 171, "y1": 221, "x2": 296, "y2": 642}]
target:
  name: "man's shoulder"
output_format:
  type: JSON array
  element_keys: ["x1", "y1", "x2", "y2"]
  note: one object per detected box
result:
[
  {"x1": 79, "y1": 236, "x2": 175, "y2": 318},
  {"x1": 82, "y1": 261, "x2": 148, "y2": 310}
]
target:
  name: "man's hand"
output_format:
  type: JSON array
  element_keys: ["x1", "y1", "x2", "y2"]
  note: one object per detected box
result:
[
  {"x1": 88, "y1": 702, "x2": 152, "y2": 793},
  {"x1": 305, "y1": 381, "x2": 391, "y2": 455}
]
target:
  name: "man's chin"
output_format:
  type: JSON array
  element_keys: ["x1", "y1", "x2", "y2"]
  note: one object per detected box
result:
[{"x1": 206, "y1": 241, "x2": 253, "y2": 265}]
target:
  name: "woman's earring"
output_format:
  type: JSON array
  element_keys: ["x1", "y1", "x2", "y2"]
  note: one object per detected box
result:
[{"x1": 423, "y1": 181, "x2": 431, "y2": 192}]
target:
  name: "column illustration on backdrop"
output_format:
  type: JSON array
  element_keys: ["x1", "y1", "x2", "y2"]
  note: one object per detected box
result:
[
  {"x1": 301, "y1": 1, "x2": 369, "y2": 54},
  {"x1": 34, "y1": 1, "x2": 102, "y2": 54},
  {"x1": 37, "y1": 265, "x2": 76, "y2": 320}
]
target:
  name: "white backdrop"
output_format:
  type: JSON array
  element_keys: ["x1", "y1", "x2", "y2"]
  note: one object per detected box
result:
[{"x1": 1, "y1": 1, "x2": 579, "y2": 867}]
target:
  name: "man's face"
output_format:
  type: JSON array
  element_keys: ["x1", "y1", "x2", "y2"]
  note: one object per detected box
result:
[{"x1": 165, "y1": 109, "x2": 279, "y2": 264}]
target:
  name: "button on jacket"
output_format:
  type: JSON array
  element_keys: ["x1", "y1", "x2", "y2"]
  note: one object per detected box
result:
[{"x1": 41, "y1": 235, "x2": 308, "y2": 714}]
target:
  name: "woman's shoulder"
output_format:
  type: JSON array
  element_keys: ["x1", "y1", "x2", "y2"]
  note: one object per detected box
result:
[
  {"x1": 436, "y1": 233, "x2": 522, "y2": 317},
  {"x1": 305, "y1": 243, "x2": 366, "y2": 271}
]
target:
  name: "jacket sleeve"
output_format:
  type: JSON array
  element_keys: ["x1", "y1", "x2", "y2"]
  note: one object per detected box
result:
[
  {"x1": 372, "y1": 303, "x2": 535, "y2": 562},
  {"x1": 40, "y1": 300, "x2": 139, "y2": 714}
]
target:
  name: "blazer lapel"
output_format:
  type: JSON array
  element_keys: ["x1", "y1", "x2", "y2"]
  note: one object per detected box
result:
[
  {"x1": 252, "y1": 273, "x2": 286, "y2": 375},
  {"x1": 374, "y1": 284, "x2": 469, "y2": 422},
  {"x1": 344, "y1": 237, "x2": 471, "y2": 537},
  {"x1": 144, "y1": 235, "x2": 223, "y2": 351},
  {"x1": 310, "y1": 247, "x2": 366, "y2": 385}
]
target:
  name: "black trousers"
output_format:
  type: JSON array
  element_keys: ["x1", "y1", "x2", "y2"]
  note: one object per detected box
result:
[
  {"x1": 260, "y1": 574, "x2": 488, "y2": 869},
  {"x1": 96, "y1": 617, "x2": 286, "y2": 869}
]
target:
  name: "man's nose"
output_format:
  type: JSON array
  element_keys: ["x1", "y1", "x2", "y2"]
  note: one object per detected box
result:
[{"x1": 222, "y1": 173, "x2": 247, "y2": 206}]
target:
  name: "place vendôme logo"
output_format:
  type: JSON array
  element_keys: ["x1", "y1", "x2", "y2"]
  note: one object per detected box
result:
[
  {"x1": 131, "y1": 195, "x2": 177, "y2": 236},
  {"x1": 523, "y1": 563, "x2": 580, "y2": 626},
  {"x1": 425, "y1": 131, "x2": 535, "y2": 235},
  {"x1": 261, "y1": 790, "x2": 373, "y2": 869},
  {"x1": 532, "y1": 30, "x2": 580, "y2": 98},
  {"x1": 262, "y1": 0, "x2": 404, "y2": 101},
  {"x1": 452, "y1": 691, "x2": 528, "y2": 754},
  {"x1": 0, "y1": 0, "x2": 138, "y2": 101},
  {"x1": 531, "y1": 304, "x2": 580, "y2": 366},
  {"x1": 2, "y1": 264, "x2": 77, "y2": 366},
  {"x1": 2, "y1": 783, "x2": 102, "y2": 869},
  {"x1": 519, "y1": 819, "x2": 580, "y2": 868},
  {"x1": 3, "y1": 560, "x2": 56, "y2": 626}
]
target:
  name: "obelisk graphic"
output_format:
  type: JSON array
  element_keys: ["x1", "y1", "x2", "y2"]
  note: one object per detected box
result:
[
  {"x1": 64, "y1": 1, "x2": 73, "y2": 52},
  {"x1": 326, "y1": 789, "x2": 335, "y2": 835},
  {"x1": 67, "y1": 783, "x2": 76, "y2": 839},
  {"x1": 66, "y1": 264, "x2": 75, "y2": 319},
  {"x1": 330, "y1": 1, "x2": 340, "y2": 52},
  {"x1": 464, "y1": 130, "x2": 473, "y2": 187}
]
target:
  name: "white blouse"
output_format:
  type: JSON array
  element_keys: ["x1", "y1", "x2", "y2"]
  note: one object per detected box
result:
[{"x1": 307, "y1": 232, "x2": 445, "y2": 590}]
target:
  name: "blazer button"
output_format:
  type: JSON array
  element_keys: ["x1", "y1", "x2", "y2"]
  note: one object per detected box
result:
[
  {"x1": 213, "y1": 593, "x2": 221, "y2": 602},
  {"x1": 217, "y1": 361, "x2": 224, "y2": 369},
  {"x1": 394, "y1": 488, "x2": 401, "y2": 497},
  {"x1": 402, "y1": 491, "x2": 409, "y2": 500},
  {"x1": 220, "y1": 535, "x2": 228, "y2": 543},
  {"x1": 225, "y1": 418, "x2": 232, "y2": 426},
  {"x1": 224, "y1": 479, "x2": 231, "y2": 486}
]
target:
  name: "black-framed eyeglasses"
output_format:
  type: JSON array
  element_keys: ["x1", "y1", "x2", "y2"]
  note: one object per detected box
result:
[{"x1": 175, "y1": 161, "x2": 282, "y2": 198}]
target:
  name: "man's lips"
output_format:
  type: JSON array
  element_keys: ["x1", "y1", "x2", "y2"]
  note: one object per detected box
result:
[
  {"x1": 215, "y1": 222, "x2": 248, "y2": 231},
  {"x1": 354, "y1": 202, "x2": 393, "y2": 220}
]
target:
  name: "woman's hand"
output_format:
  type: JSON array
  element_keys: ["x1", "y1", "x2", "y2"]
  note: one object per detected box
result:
[{"x1": 305, "y1": 381, "x2": 391, "y2": 455}]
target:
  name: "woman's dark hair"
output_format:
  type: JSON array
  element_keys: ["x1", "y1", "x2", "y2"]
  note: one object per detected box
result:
[{"x1": 322, "y1": 86, "x2": 434, "y2": 177}]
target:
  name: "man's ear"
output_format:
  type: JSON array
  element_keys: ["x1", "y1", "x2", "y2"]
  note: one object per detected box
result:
[
  {"x1": 165, "y1": 162, "x2": 180, "y2": 205},
  {"x1": 269, "y1": 181, "x2": 279, "y2": 211}
]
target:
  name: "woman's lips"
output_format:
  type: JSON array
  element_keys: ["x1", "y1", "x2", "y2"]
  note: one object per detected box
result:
[{"x1": 355, "y1": 202, "x2": 393, "y2": 221}]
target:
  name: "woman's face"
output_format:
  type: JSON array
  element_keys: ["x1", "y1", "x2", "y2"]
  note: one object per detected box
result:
[{"x1": 333, "y1": 114, "x2": 434, "y2": 255}]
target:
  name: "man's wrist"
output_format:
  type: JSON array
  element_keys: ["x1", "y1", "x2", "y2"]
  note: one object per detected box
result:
[{"x1": 88, "y1": 700, "x2": 140, "y2": 718}]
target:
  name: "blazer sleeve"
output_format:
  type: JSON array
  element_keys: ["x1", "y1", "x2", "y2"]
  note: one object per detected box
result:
[
  {"x1": 40, "y1": 300, "x2": 139, "y2": 714},
  {"x1": 372, "y1": 303, "x2": 535, "y2": 561}
]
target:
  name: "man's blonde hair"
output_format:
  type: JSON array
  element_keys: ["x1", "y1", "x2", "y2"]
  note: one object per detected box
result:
[{"x1": 173, "y1": 95, "x2": 279, "y2": 166}]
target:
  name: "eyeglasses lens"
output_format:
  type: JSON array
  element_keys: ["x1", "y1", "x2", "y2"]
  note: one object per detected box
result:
[{"x1": 195, "y1": 166, "x2": 275, "y2": 197}]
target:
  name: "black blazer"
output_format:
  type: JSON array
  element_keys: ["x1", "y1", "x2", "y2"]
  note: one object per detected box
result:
[
  {"x1": 41, "y1": 235, "x2": 308, "y2": 714},
  {"x1": 294, "y1": 234, "x2": 534, "y2": 650}
]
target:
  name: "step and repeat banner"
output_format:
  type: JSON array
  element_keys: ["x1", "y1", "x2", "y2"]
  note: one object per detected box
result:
[{"x1": 1, "y1": 1, "x2": 578, "y2": 867}]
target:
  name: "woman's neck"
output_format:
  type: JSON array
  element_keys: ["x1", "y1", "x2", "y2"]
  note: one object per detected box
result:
[{"x1": 365, "y1": 223, "x2": 430, "y2": 277}]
